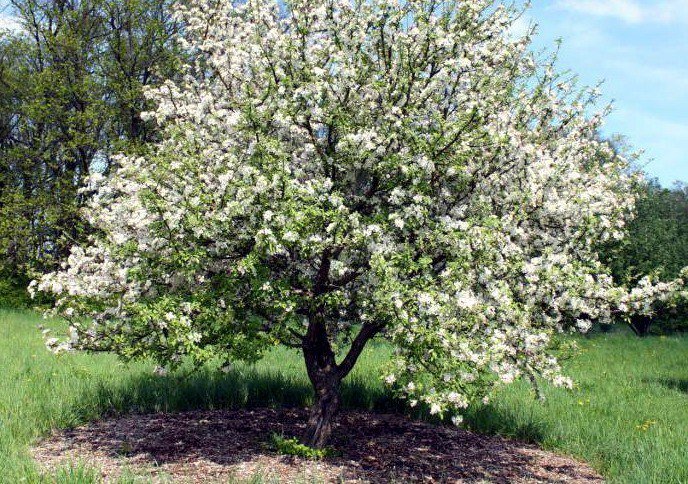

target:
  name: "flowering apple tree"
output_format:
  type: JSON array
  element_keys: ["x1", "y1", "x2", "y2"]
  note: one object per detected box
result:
[{"x1": 33, "y1": 0, "x2": 687, "y2": 447}]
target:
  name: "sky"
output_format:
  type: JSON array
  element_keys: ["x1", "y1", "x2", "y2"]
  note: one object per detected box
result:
[
  {"x1": 1, "y1": 1, "x2": 687, "y2": 185},
  {"x1": 516, "y1": 1, "x2": 688, "y2": 186}
]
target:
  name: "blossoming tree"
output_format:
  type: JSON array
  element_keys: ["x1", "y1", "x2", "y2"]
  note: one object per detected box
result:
[{"x1": 34, "y1": 0, "x2": 686, "y2": 447}]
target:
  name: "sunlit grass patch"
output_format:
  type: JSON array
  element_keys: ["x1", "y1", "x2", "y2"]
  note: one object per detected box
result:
[{"x1": 1, "y1": 308, "x2": 686, "y2": 483}]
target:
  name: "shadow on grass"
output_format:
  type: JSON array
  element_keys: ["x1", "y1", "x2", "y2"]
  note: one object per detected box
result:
[
  {"x1": 64, "y1": 364, "x2": 549, "y2": 450},
  {"x1": 463, "y1": 404, "x2": 549, "y2": 444},
  {"x1": 30, "y1": 364, "x2": 572, "y2": 481},
  {"x1": 655, "y1": 378, "x2": 688, "y2": 394},
  {"x1": 78, "y1": 368, "x2": 314, "y2": 419},
  {"x1": 67, "y1": 365, "x2": 406, "y2": 427}
]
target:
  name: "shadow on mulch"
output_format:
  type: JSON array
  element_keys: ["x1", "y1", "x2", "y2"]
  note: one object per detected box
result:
[{"x1": 32, "y1": 408, "x2": 603, "y2": 483}]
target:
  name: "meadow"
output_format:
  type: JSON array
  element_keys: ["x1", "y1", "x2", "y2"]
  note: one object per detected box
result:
[{"x1": 1, "y1": 308, "x2": 686, "y2": 483}]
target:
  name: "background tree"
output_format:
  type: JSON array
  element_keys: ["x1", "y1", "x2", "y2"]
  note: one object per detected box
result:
[
  {"x1": 0, "y1": 0, "x2": 180, "y2": 306},
  {"x1": 0, "y1": 33, "x2": 38, "y2": 305},
  {"x1": 601, "y1": 179, "x2": 688, "y2": 335},
  {"x1": 35, "y1": 0, "x2": 686, "y2": 448}
]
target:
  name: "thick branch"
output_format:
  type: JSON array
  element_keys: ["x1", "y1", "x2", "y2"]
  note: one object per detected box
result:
[{"x1": 336, "y1": 323, "x2": 382, "y2": 379}]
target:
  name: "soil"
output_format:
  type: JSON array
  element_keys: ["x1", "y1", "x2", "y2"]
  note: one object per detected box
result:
[{"x1": 32, "y1": 408, "x2": 604, "y2": 483}]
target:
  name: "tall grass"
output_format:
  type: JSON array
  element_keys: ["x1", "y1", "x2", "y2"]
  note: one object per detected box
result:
[{"x1": 1, "y1": 308, "x2": 686, "y2": 483}]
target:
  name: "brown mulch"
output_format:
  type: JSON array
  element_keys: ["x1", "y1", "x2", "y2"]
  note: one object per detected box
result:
[{"x1": 32, "y1": 408, "x2": 603, "y2": 483}]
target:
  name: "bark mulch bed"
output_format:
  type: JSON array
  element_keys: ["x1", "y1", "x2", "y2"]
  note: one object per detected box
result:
[{"x1": 32, "y1": 408, "x2": 603, "y2": 483}]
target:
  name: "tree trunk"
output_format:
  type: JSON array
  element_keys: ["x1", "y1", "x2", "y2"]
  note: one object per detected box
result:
[
  {"x1": 301, "y1": 377, "x2": 341, "y2": 448},
  {"x1": 300, "y1": 309, "x2": 341, "y2": 448},
  {"x1": 298, "y1": 319, "x2": 383, "y2": 447},
  {"x1": 298, "y1": 259, "x2": 382, "y2": 448},
  {"x1": 629, "y1": 314, "x2": 652, "y2": 337}
]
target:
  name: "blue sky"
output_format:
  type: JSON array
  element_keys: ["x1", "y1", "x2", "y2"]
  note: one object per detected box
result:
[
  {"x1": 1, "y1": 1, "x2": 687, "y2": 185},
  {"x1": 514, "y1": 1, "x2": 688, "y2": 186}
]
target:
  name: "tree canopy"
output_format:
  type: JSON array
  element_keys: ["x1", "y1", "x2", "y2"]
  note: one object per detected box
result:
[{"x1": 34, "y1": 0, "x2": 687, "y2": 446}]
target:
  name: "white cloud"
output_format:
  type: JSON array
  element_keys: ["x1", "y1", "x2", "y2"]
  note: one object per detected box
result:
[
  {"x1": 555, "y1": 0, "x2": 688, "y2": 25},
  {"x1": 0, "y1": 13, "x2": 21, "y2": 33},
  {"x1": 508, "y1": 15, "x2": 534, "y2": 39},
  {"x1": 556, "y1": 0, "x2": 644, "y2": 23}
]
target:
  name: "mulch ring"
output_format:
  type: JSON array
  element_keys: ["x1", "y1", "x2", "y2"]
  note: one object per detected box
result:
[{"x1": 32, "y1": 408, "x2": 603, "y2": 483}]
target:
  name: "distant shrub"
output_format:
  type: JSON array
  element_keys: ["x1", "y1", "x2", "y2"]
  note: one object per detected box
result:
[
  {"x1": 0, "y1": 272, "x2": 53, "y2": 309},
  {"x1": 0, "y1": 275, "x2": 30, "y2": 309},
  {"x1": 641, "y1": 300, "x2": 688, "y2": 336}
]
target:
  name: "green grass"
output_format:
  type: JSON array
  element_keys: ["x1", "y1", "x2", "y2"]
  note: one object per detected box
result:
[{"x1": 1, "y1": 308, "x2": 687, "y2": 483}]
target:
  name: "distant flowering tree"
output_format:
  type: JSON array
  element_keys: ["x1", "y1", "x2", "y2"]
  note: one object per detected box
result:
[{"x1": 33, "y1": 0, "x2": 687, "y2": 447}]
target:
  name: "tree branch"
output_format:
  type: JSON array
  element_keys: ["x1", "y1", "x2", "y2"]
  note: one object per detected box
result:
[{"x1": 336, "y1": 323, "x2": 383, "y2": 379}]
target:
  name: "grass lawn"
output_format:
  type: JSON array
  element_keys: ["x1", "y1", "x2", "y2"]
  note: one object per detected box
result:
[{"x1": 1, "y1": 308, "x2": 686, "y2": 483}]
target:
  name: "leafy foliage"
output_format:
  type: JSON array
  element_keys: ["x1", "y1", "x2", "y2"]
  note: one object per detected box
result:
[
  {"x1": 605, "y1": 180, "x2": 688, "y2": 282},
  {"x1": 0, "y1": 272, "x2": 31, "y2": 308},
  {"x1": 0, "y1": 0, "x2": 181, "y2": 303},
  {"x1": 270, "y1": 433, "x2": 335, "y2": 459}
]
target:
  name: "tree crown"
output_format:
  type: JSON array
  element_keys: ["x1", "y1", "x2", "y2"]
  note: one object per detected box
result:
[{"x1": 34, "y1": 0, "x2": 687, "y2": 418}]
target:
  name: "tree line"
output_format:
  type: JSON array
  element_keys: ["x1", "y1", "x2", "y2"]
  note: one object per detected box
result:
[
  {"x1": 601, "y1": 179, "x2": 688, "y2": 334},
  {"x1": 1, "y1": 0, "x2": 686, "y2": 337},
  {"x1": 0, "y1": 0, "x2": 179, "y2": 304}
]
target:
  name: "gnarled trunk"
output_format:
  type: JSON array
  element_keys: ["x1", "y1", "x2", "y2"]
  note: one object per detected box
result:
[
  {"x1": 300, "y1": 307, "x2": 342, "y2": 448},
  {"x1": 299, "y1": 294, "x2": 382, "y2": 447},
  {"x1": 629, "y1": 314, "x2": 653, "y2": 337},
  {"x1": 301, "y1": 376, "x2": 341, "y2": 448}
]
